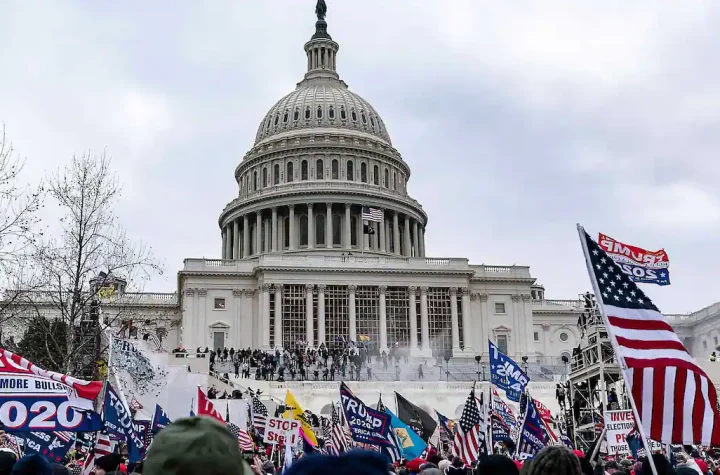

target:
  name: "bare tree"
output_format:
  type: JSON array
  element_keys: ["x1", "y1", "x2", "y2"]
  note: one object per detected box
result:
[
  {"x1": 0, "y1": 126, "x2": 44, "y2": 343},
  {"x1": 26, "y1": 152, "x2": 164, "y2": 376}
]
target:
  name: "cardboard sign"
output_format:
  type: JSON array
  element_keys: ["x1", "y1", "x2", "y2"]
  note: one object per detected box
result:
[
  {"x1": 604, "y1": 410, "x2": 662, "y2": 455},
  {"x1": 263, "y1": 417, "x2": 300, "y2": 445}
]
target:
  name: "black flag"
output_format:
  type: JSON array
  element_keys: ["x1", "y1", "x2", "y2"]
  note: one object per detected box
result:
[{"x1": 395, "y1": 392, "x2": 437, "y2": 442}]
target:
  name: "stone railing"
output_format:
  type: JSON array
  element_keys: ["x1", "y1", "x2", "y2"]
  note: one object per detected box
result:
[
  {"x1": 469, "y1": 265, "x2": 532, "y2": 280},
  {"x1": 532, "y1": 299, "x2": 583, "y2": 309},
  {"x1": 224, "y1": 180, "x2": 424, "y2": 212},
  {"x1": 1, "y1": 290, "x2": 178, "y2": 306}
]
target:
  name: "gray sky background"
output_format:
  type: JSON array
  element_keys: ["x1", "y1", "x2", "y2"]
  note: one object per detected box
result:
[{"x1": 1, "y1": 0, "x2": 718, "y2": 314}]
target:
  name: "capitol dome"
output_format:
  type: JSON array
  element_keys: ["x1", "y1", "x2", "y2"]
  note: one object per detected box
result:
[{"x1": 254, "y1": 82, "x2": 392, "y2": 146}]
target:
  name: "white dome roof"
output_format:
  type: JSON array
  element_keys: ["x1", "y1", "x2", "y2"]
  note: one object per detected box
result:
[{"x1": 254, "y1": 80, "x2": 392, "y2": 146}]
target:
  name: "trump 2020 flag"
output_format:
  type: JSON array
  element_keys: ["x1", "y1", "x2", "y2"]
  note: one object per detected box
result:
[
  {"x1": 152, "y1": 404, "x2": 171, "y2": 433},
  {"x1": 578, "y1": 225, "x2": 720, "y2": 445},
  {"x1": 102, "y1": 384, "x2": 144, "y2": 459},
  {"x1": 489, "y1": 340, "x2": 529, "y2": 403},
  {"x1": 517, "y1": 394, "x2": 547, "y2": 460}
]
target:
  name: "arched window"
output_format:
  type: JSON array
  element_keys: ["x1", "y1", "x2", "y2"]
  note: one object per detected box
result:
[
  {"x1": 283, "y1": 110, "x2": 289, "y2": 123},
  {"x1": 331, "y1": 159, "x2": 339, "y2": 180},
  {"x1": 332, "y1": 214, "x2": 342, "y2": 245},
  {"x1": 283, "y1": 217, "x2": 289, "y2": 248},
  {"x1": 301, "y1": 160, "x2": 308, "y2": 181},
  {"x1": 299, "y1": 214, "x2": 308, "y2": 247},
  {"x1": 286, "y1": 162, "x2": 294, "y2": 183},
  {"x1": 316, "y1": 159, "x2": 324, "y2": 179},
  {"x1": 361, "y1": 163, "x2": 367, "y2": 183},
  {"x1": 370, "y1": 115, "x2": 375, "y2": 129},
  {"x1": 351, "y1": 109, "x2": 357, "y2": 122},
  {"x1": 316, "y1": 106, "x2": 323, "y2": 119},
  {"x1": 346, "y1": 161, "x2": 354, "y2": 181},
  {"x1": 328, "y1": 106, "x2": 335, "y2": 119},
  {"x1": 305, "y1": 107, "x2": 311, "y2": 120},
  {"x1": 265, "y1": 117, "x2": 271, "y2": 131},
  {"x1": 384, "y1": 169, "x2": 389, "y2": 188},
  {"x1": 392, "y1": 171, "x2": 397, "y2": 190},
  {"x1": 274, "y1": 113, "x2": 279, "y2": 126},
  {"x1": 273, "y1": 164, "x2": 280, "y2": 185},
  {"x1": 373, "y1": 165, "x2": 379, "y2": 185},
  {"x1": 361, "y1": 111, "x2": 367, "y2": 124},
  {"x1": 316, "y1": 214, "x2": 326, "y2": 246},
  {"x1": 262, "y1": 168, "x2": 268, "y2": 188},
  {"x1": 253, "y1": 171, "x2": 258, "y2": 191},
  {"x1": 351, "y1": 216, "x2": 358, "y2": 246},
  {"x1": 340, "y1": 106, "x2": 347, "y2": 120},
  {"x1": 293, "y1": 108, "x2": 299, "y2": 121}
]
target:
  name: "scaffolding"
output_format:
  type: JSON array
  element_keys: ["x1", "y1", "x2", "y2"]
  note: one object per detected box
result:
[{"x1": 566, "y1": 292, "x2": 625, "y2": 450}]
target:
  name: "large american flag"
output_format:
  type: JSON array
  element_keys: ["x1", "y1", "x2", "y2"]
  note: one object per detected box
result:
[
  {"x1": 452, "y1": 388, "x2": 487, "y2": 465},
  {"x1": 580, "y1": 228, "x2": 720, "y2": 445},
  {"x1": 227, "y1": 422, "x2": 255, "y2": 452},
  {"x1": 361, "y1": 206, "x2": 383, "y2": 223},
  {"x1": 328, "y1": 403, "x2": 347, "y2": 455},
  {"x1": 251, "y1": 395, "x2": 269, "y2": 435},
  {"x1": 594, "y1": 412, "x2": 605, "y2": 435}
]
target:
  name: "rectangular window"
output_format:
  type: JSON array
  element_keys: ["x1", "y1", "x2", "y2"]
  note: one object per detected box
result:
[
  {"x1": 533, "y1": 331, "x2": 539, "y2": 342},
  {"x1": 214, "y1": 298, "x2": 226, "y2": 310},
  {"x1": 494, "y1": 302, "x2": 506, "y2": 314},
  {"x1": 497, "y1": 335, "x2": 508, "y2": 355}
]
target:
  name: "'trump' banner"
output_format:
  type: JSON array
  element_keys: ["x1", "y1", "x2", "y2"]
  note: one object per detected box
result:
[
  {"x1": 0, "y1": 349, "x2": 103, "y2": 432},
  {"x1": 151, "y1": 404, "x2": 171, "y2": 433},
  {"x1": 489, "y1": 341, "x2": 528, "y2": 403},
  {"x1": 21, "y1": 430, "x2": 73, "y2": 463},
  {"x1": 598, "y1": 233, "x2": 670, "y2": 286},
  {"x1": 339, "y1": 382, "x2": 392, "y2": 447},
  {"x1": 103, "y1": 385, "x2": 144, "y2": 457},
  {"x1": 517, "y1": 395, "x2": 548, "y2": 460}
]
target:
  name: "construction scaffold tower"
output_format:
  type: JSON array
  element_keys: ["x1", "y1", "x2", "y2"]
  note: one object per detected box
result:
[{"x1": 563, "y1": 292, "x2": 628, "y2": 451}]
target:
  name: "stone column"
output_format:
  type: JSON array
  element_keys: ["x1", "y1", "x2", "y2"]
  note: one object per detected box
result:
[
  {"x1": 372, "y1": 222, "x2": 379, "y2": 250},
  {"x1": 479, "y1": 293, "x2": 490, "y2": 357},
  {"x1": 392, "y1": 212, "x2": 400, "y2": 255},
  {"x1": 233, "y1": 219, "x2": 240, "y2": 259},
  {"x1": 348, "y1": 284, "x2": 357, "y2": 342},
  {"x1": 182, "y1": 288, "x2": 195, "y2": 349},
  {"x1": 408, "y1": 286, "x2": 418, "y2": 354},
  {"x1": 308, "y1": 203, "x2": 315, "y2": 250},
  {"x1": 379, "y1": 285, "x2": 388, "y2": 352},
  {"x1": 221, "y1": 227, "x2": 227, "y2": 259},
  {"x1": 412, "y1": 221, "x2": 419, "y2": 257},
  {"x1": 226, "y1": 226, "x2": 233, "y2": 259},
  {"x1": 344, "y1": 203, "x2": 351, "y2": 250},
  {"x1": 256, "y1": 211, "x2": 262, "y2": 255},
  {"x1": 198, "y1": 289, "x2": 207, "y2": 348},
  {"x1": 450, "y1": 287, "x2": 460, "y2": 352},
  {"x1": 385, "y1": 220, "x2": 391, "y2": 252},
  {"x1": 420, "y1": 286, "x2": 430, "y2": 355},
  {"x1": 379, "y1": 211, "x2": 386, "y2": 252},
  {"x1": 260, "y1": 284, "x2": 271, "y2": 349},
  {"x1": 357, "y1": 211, "x2": 365, "y2": 251},
  {"x1": 243, "y1": 215, "x2": 250, "y2": 258},
  {"x1": 271, "y1": 207, "x2": 278, "y2": 252},
  {"x1": 305, "y1": 284, "x2": 314, "y2": 347},
  {"x1": 326, "y1": 203, "x2": 333, "y2": 249},
  {"x1": 419, "y1": 227, "x2": 425, "y2": 257},
  {"x1": 232, "y1": 289, "x2": 242, "y2": 348},
  {"x1": 289, "y1": 205, "x2": 296, "y2": 250},
  {"x1": 403, "y1": 215, "x2": 411, "y2": 257},
  {"x1": 317, "y1": 284, "x2": 326, "y2": 346},
  {"x1": 461, "y1": 287, "x2": 472, "y2": 352},
  {"x1": 274, "y1": 285, "x2": 283, "y2": 349}
]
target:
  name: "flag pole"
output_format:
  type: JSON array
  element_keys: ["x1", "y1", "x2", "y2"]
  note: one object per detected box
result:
[{"x1": 576, "y1": 224, "x2": 658, "y2": 475}]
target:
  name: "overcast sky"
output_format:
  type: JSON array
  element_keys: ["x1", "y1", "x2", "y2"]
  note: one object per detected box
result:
[{"x1": 1, "y1": 1, "x2": 718, "y2": 314}]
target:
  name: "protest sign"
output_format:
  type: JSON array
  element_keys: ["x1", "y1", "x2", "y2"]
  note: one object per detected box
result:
[{"x1": 263, "y1": 417, "x2": 300, "y2": 445}]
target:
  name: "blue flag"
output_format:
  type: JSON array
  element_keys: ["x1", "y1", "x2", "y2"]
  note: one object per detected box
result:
[
  {"x1": 385, "y1": 408, "x2": 427, "y2": 460},
  {"x1": 489, "y1": 340, "x2": 529, "y2": 403},
  {"x1": 339, "y1": 382, "x2": 392, "y2": 447},
  {"x1": 21, "y1": 431, "x2": 73, "y2": 463},
  {"x1": 129, "y1": 420, "x2": 151, "y2": 463},
  {"x1": 152, "y1": 404, "x2": 171, "y2": 433},
  {"x1": 102, "y1": 385, "x2": 144, "y2": 462},
  {"x1": 560, "y1": 434, "x2": 575, "y2": 449},
  {"x1": 517, "y1": 395, "x2": 547, "y2": 460}
]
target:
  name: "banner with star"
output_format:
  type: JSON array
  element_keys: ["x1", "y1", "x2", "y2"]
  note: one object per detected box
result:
[{"x1": 597, "y1": 233, "x2": 670, "y2": 286}]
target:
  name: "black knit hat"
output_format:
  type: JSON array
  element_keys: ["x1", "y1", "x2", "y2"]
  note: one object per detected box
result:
[{"x1": 527, "y1": 446, "x2": 582, "y2": 475}]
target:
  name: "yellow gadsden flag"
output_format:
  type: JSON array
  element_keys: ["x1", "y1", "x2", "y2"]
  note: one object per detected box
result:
[{"x1": 283, "y1": 389, "x2": 317, "y2": 447}]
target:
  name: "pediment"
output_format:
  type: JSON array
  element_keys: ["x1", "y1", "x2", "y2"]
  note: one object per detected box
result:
[{"x1": 208, "y1": 320, "x2": 230, "y2": 329}]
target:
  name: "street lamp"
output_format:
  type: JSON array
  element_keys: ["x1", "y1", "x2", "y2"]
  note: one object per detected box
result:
[
  {"x1": 474, "y1": 355, "x2": 482, "y2": 381},
  {"x1": 521, "y1": 355, "x2": 529, "y2": 374},
  {"x1": 444, "y1": 350, "x2": 452, "y2": 381}
]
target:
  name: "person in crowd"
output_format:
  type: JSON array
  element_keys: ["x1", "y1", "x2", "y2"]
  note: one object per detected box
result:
[
  {"x1": 525, "y1": 446, "x2": 581, "y2": 475},
  {"x1": 0, "y1": 448, "x2": 17, "y2": 475}
]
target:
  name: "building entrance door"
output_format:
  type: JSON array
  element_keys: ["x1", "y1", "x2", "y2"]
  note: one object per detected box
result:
[{"x1": 213, "y1": 331, "x2": 225, "y2": 351}]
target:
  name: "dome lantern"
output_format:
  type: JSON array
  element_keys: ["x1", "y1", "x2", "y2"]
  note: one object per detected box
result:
[{"x1": 303, "y1": 0, "x2": 340, "y2": 81}]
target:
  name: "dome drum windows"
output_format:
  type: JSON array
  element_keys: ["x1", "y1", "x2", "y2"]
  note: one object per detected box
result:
[
  {"x1": 283, "y1": 110, "x2": 289, "y2": 124},
  {"x1": 273, "y1": 164, "x2": 280, "y2": 185},
  {"x1": 262, "y1": 168, "x2": 268, "y2": 188},
  {"x1": 316, "y1": 159, "x2": 324, "y2": 179},
  {"x1": 340, "y1": 106, "x2": 347, "y2": 121},
  {"x1": 328, "y1": 106, "x2": 335, "y2": 120},
  {"x1": 286, "y1": 161, "x2": 294, "y2": 183},
  {"x1": 346, "y1": 160, "x2": 354, "y2": 181},
  {"x1": 361, "y1": 111, "x2": 367, "y2": 124},
  {"x1": 361, "y1": 162, "x2": 367, "y2": 183},
  {"x1": 301, "y1": 160, "x2": 309, "y2": 181},
  {"x1": 373, "y1": 165, "x2": 379, "y2": 185},
  {"x1": 331, "y1": 159, "x2": 339, "y2": 180},
  {"x1": 316, "y1": 106, "x2": 323, "y2": 120},
  {"x1": 305, "y1": 107, "x2": 311, "y2": 120},
  {"x1": 293, "y1": 108, "x2": 300, "y2": 121},
  {"x1": 350, "y1": 109, "x2": 357, "y2": 122}
]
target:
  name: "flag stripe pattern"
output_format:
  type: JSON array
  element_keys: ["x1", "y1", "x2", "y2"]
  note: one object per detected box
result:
[
  {"x1": 227, "y1": 422, "x2": 255, "y2": 452},
  {"x1": 361, "y1": 207, "x2": 383, "y2": 222},
  {"x1": 377, "y1": 397, "x2": 402, "y2": 462},
  {"x1": 452, "y1": 389, "x2": 486, "y2": 465},
  {"x1": 252, "y1": 395, "x2": 269, "y2": 436},
  {"x1": 329, "y1": 403, "x2": 347, "y2": 455},
  {"x1": 581, "y1": 229, "x2": 720, "y2": 445}
]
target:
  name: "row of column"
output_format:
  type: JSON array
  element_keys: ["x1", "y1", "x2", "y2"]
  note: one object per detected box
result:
[
  {"x1": 258, "y1": 284, "x2": 472, "y2": 354},
  {"x1": 221, "y1": 204, "x2": 426, "y2": 259}
]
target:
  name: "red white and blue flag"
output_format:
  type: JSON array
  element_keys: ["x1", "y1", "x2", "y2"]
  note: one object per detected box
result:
[{"x1": 580, "y1": 226, "x2": 720, "y2": 445}]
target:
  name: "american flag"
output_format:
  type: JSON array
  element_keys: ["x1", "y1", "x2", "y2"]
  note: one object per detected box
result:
[
  {"x1": 580, "y1": 227, "x2": 720, "y2": 445},
  {"x1": 376, "y1": 397, "x2": 401, "y2": 463},
  {"x1": 251, "y1": 395, "x2": 269, "y2": 435},
  {"x1": 81, "y1": 433, "x2": 115, "y2": 475},
  {"x1": 361, "y1": 206, "x2": 383, "y2": 223},
  {"x1": 452, "y1": 388, "x2": 487, "y2": 466},
  {"x1": 328, "y1": 403, "x2": 347, "y2": 455},
  {"x1": 227, "y1": 422, "x2": 255, "y2": 452},
  {"x1": 593, "y1": 412, "x2": 605, "y2": 435}
]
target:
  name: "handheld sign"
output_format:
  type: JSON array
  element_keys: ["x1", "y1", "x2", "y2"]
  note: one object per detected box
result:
[{"x1": 263, "y1": 417, "x2": 300, "y2": 445}]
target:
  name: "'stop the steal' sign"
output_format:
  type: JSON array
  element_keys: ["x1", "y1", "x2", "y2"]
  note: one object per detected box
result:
[
  {"x1": 339, "y1": 382, "x2": 392, "y2": 447},
  {"x1": 263, "y1": 417, "x2": 300, "y2": 445},
  {"x1": 598, "y1": 233, "x2": 670, "y2": 286}
]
